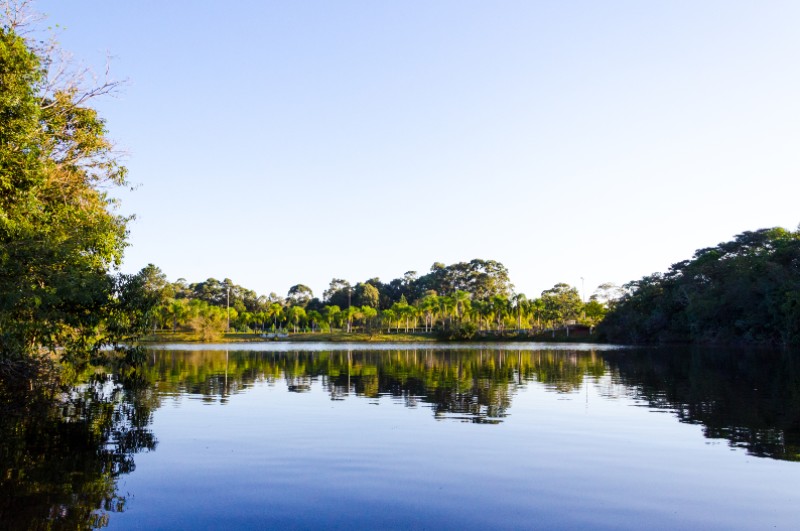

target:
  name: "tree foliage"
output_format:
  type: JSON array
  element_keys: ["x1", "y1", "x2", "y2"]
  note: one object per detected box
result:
[
  {"x1": 541, "y1": 284, "x2": 582, "y2": 325},
  {"x1": 416, "y1": 259, "x2": 514, "y2": 299},
  {"x1": 147, "y1": 257, "x2": 615, "y2": 337},
  {"x1": 353, "y1": 282, "x2": 380, "y2": 308},
  {"x1": 323, "y1": 278, "x2": 351, "y2": 308},
  {"x1": 287, "y1": 284, "x2": 313, "y2": 306},
  {"x1": 0, "y1": 13, "x2": 156, "y2": 362},
  {"x1": 599, "y1": 228, "x2": 800, "y2": 345}
]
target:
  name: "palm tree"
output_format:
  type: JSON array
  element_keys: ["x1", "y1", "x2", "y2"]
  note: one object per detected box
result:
[
  {"x1": 307, "y1": 310, "x2": 322, "y2": 332},
  {"x1": 408, "y1": 305, "x2": 420, "y2": 332},
  {"x1": 154, "y1": 304, "x2": 170, "y2": 332},
  {"x1": 512, "y1": 293, "x2": 527, "y2": 332},
  {"x1": 380, "y1": 309, "x2": 396, "y2": 333},
  {"x1": 167, "y1": 298, "x2": 189, "y2": 332},
  {"x1": 438, "y1": 296, "x2": 455, "y2": 328},
  {"x1": 237, "y1": 310, "x2": 254, "y2": 332},
  {"x1": 345, "y1": 305, "x2": 362, "y2": 333},
  {"x1": 267, "y1": 302, "x2": 284, "y2": 331},
  {"x1": 530, "y1": 298, "x2": 545, "y2": 332},
  {"x1": 391, "y1": 300, "x2": 413, "y2": 333},
  {"x1": 453, "y1": 290, "x2": 471, "y2": 323},
  {"x1": 322, "y1": 305, "x2": 341, "y2": 333},
  {"x1": 418, "y1": 294, "x2": 439, "y2": 332},
  {"x1": 287, "y1": 306, "x2": 306, "y2": 333},
  {"x1": 361, "y1": 306, "x2": 378, "y2": 333},
  {"x1": 470, "y1": 300, "x2": 488, "y2": 331},
  {"x1": 491, "y1": 295, "x2": 510, "y2": 332}
]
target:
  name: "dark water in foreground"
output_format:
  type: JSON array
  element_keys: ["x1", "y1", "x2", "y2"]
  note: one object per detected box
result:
[{"x1": 2, "y1": 343, "x2": 799, "y2": 529}]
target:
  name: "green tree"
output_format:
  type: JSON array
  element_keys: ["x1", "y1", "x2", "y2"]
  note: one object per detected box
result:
[
  {"x1": 512, "y1": 293, "x2": 528, "y2": 331},
  {"x1": 287, "y1": 284, "x2": 314, "y2": 307},
  {"x1": 438, "y1": 296, "x2": 455, "y2": 328},
  {"x1": 321, "y1": 305, "x2": 341, "y2": 333},
  {"x1": 582, "y1": 299, "x2": 607, "y2": 330},
  {"x1": 137, "y1": 264, "x2": 171, "y2": 332},
  {"x1": 391, "y1": 297, "x2": 416, "y2": 332},
  {"x1": 345, "y1": 305, "x2": 362, "y2": 333},
  {"x1": 529, "y1": 298, "x2": 545, "y2": 331},
  {"x1": 600, "y1": 227, "x2": 800, "y2": 345},
  {"x1": 541, "y1": 283, "x2": 582, "y2": 336},
  {"x1": 186, "y1": 300, "x2": 227, "y2": 341},
  {"x1": 286, "y1": 306, "x2": 306, "y2": 333},
  {"x1": 354, "y1": 282, "x2": 380, "y2": 309},
  {"x1": 453, "y1": 290, "x2": 472, "y2": 323},
  {"x1": 418, "y1": 293, "x2": 439, "y2": 332},
  {"x1": 361, "y1": 306, "x2": 378, "y2": 333},
  {"x1": 380, "y1": 308, "x2": 396, "y2": 333},
  {"x1": 416, "y1": 259, "x2": 513, "y2": 299},
  {"x1": 471, "y1": 299, "x2": 492, "y2": 331},
  {"x1": 266, "y1": 302, "x2": 284, "y2": 331},
  {"x1": 323, "y1": 278, "x2": 351, "y2": 308},
  {"x1": 307, "y1": 309, "x2": 322, "y2": 332},
  {"x1": 0, "y1": 17, "x2": 145, "y2": 362},
  {"x1": 163, "y1": 298, "x2": 189, "y2": 332},
  {"x1": 491, "y1": 295, "x2": 510, "y2": 331}
]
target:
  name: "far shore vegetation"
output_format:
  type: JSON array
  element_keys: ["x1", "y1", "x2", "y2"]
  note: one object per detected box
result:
[
  {"x1": 2, "y1": 3, "x2": 800, "y2": 379},
  {"x1": 136, "y1": 224, "x2": 800, "y2": 349},
  {"x1": 137, "y1": 259, "x2": 608, "y2": 345},
  {"x1": 140, "y1": 328, "x2": 601, "y2": 345}
]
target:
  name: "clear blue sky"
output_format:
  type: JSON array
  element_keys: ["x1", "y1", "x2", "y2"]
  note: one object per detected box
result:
[{"x1": 36, "y1": 0, "x2": 800, "y2": 300}]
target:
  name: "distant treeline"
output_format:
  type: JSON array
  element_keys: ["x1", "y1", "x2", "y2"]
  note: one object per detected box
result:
[
  {"x1": 144, "y1": 259, "x2": 614, "y2": 340},
  {"x1": 598, "y1": 227, "x2": 800, "y2": 346}
]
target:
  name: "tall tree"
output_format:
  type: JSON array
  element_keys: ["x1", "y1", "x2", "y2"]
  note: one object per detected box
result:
[
  {"x1": 353, "y1": 282, "x2": 380, "y2": 308},
  {"x1": 0, "y1": 12, "x2": 152, "y2": 361},
  {"x1": 416, "y1": 259, "x2": 513, "y2": 299},
  {"x1": 418, "y1": 293, "x2": 439, "y2": 332},
  {"x1": 541, "y1": 283, "x2": 582, "y2": 335},
  {"x1": 267, "y1": 303, "x2": 284, "y2": 331},
  {"x1": 286, "y1": 306, "x2": 306, "y2": 333},
  {"x1": 323, "y1": 278, "x2": 351, "y2": 309},
  {"x1": 512, "y1": 293, "x2": 528, "y2": 331},
  {"x1": 453, "y1": 290, "x2": 472, "y2": 323},
  {"x1": 321, "y1": 305, "x2": 341, "y2": 333},
  {"x1": 287, "y1": 284, "x2": 314, "y2": 307},
  {"x1": 361, "y1": 306, "x2": 378, "y2": 333},
  {"x1": 591, "y1": 283, "x2": 625, "y2": 310}
]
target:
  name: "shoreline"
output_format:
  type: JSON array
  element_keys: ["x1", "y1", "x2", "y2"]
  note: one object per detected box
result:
[{"x1": 139, "y1": 331, "x2": 602, "y2": 345}]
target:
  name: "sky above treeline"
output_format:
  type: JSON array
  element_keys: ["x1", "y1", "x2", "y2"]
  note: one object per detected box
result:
[{"x1": 35, "y1": 0, "x2": 800, "y2": 300}]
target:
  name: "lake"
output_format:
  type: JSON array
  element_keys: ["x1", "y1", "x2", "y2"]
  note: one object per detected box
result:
[{"x1": 2, "y1": 343, "x2": 799, "y2": 529}]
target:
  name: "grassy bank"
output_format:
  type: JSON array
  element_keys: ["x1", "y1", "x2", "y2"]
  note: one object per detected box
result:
[
  {"x1": 140, "y1": 329, "x2": 600, "y2": 344},
  {"x1": 140, "y1": 331, "x2": 439, "y2": 343}
]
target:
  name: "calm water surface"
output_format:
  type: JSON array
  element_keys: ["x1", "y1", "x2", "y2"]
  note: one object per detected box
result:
[{"x1": 2, "y1": 343, "x2": 799, "y2": 529}]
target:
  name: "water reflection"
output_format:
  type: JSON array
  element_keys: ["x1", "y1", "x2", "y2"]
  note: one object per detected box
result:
[
  {"x1": 2, "y1": 346, "x2": 799, "y2": 528},
  {"x1": 603, "y1": 348, "x2": 800, "y2": 462},
  {"x1": 143, "y1": 348, "x2": 607, "y2": 423},
  {"x1": 0, "y1": 366, "x2": 157, "y2": 529},
  {"x1": 141, "y1": 346, "x2": 800, "y2": 462}
]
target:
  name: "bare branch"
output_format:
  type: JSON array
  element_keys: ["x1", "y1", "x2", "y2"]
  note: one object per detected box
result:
[{"x1": 1, "y1": 0, "x2": 42, "y2": 33}]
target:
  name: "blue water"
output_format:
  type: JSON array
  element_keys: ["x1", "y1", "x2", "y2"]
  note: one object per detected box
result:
[{"x1": 99, "y1": 345, "x2": 800, "y2": 530}]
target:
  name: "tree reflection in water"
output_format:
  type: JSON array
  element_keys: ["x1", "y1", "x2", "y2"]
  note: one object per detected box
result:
[
  {"x1": 3, "y1": 345, "x2": 797, "y2": 530},
  {"x1": 142, "y1": 348, "x2": 606, "y2": 423},
  {"x1": 0, "y1": 363, "x2": 157, "y2": 529},
  {"x1": 142, "y1": 346, "x2": 800, "y2": 460},
  {"x1": 603, "y1": 347, "x2": 800, "y2": 462}
]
